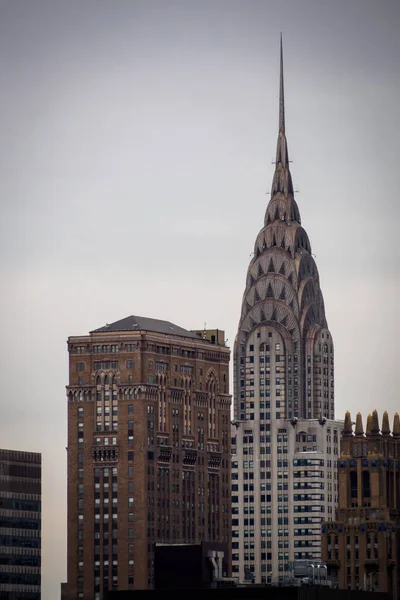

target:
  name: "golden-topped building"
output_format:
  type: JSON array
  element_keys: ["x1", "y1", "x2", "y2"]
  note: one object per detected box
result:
[{"x1": 322, "y1": 410, "x2": 400, "y2": 597}]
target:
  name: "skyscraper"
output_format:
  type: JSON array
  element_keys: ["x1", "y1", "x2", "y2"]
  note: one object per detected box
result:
[
  {"x1": 66, "y1": 316, "x2": 231, "y2": 598},
  {"x1": 231, "y1": 39, "x2": 342, "y2": 584},
  {"x1": 0, "y1": 448, "x2": 42, "y2": 599}
]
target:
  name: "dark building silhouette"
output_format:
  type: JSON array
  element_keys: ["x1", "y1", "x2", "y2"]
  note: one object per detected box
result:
[
  {"x1": 154, "y1": 542, "x2": 229, "y2": 589},
  {"x1": 322, "y1": 410, "x2": 400, "y2": 598},
  {"x1": 0, "y1": 448, "x2": 41, "y2": 600},
  {"x1": 66, "y1": 316, "x2": 231, "y2": 598},
  {"x1": 106, "y1": 585, "x2": 389, "y2": 600}
]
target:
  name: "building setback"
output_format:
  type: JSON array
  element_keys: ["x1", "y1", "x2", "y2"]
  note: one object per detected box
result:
[
  {"x1": 231, "y1": 38, "x2": 339, "y2": 583},
  {"x1": 322, "y1": 410, "x2": 400, "y2": 598},
  {"x1": 66, "y1": 315, "x2": 231, "y2": 598},
  {"x1": 0, "y1": 448, "x2": 41, "y2": 600}
]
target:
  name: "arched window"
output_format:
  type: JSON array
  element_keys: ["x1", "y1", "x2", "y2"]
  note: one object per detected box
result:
[{"x1": 104, "y1": 375, "x2": 110, "y2": 386}]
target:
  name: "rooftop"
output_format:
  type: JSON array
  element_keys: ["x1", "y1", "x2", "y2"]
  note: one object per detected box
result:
[{"x1": 90, "y1": 315, "x2": 203, "y2": 341}]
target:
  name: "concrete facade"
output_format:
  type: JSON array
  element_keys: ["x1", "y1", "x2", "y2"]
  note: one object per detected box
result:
[{"x1": 232, "y1": 416, "x2": 342, "y2": 582}]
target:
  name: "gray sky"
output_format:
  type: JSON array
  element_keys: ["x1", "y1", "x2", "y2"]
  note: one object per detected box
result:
[{"x1": 0, "y1": 1, "x2": 399, "y2": 597}]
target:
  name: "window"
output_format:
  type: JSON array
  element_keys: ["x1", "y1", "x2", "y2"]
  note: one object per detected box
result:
[
  {"x1": 126, "y1": 360, "x2": 135, "y2": 369},
  {"x1": 128, "y1": 405, "x2": 134, "y2": 415},
  {"x1": 76, "y1": 362, "x2": 85, "y2": 372}
]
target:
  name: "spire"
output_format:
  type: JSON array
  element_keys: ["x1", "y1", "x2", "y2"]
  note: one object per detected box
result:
[
  {"x1": 271, "y1": 34, "x2": 294, "y2": 198},
  {"x1": 382, "y1": 411, "x2": 391, "y2": 436},
  {"x1": 279, "y1": 32, "x2": 285, "y2": 134},
  {"x1": 343, "y1": 411, "x2": 353, "y2": 436},
  {"x1": 393, "y1": 413, "x2": 400, "y2": 437},
  {"x1": 366, "y1": 414, "x2": 372, "y2": 436},
  {"x1": 355, "y1": 412, "x2": 364, "y2": 436},
  {"x1": 371, "y1": 409, "x2": 380, "y2": 435}
]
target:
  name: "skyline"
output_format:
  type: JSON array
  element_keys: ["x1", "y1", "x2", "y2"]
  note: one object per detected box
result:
[{"x1": 0, "y1": 1, "x2": 399, "y2": 598}]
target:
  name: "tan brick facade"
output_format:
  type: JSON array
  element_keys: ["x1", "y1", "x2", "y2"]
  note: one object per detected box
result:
[
  {"x1": 322, "y1": 410, "x2": 400, "y2": 598},
  {"x1": 66, "y1": 318, "x2": 231, "y2": 599}
]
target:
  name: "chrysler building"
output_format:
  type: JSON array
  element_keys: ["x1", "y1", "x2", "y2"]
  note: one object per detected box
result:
[{"x1": 231, "y1": 38, "x2": 342, "y2": 584}]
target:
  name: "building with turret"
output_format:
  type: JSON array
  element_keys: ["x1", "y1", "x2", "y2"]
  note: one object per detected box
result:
[
  {"x1": 322, "y1": 410, "x2": 400, "y2": 598},
  {"x1": 231, "y1": 38, "x2": 342, "y2": 584}
]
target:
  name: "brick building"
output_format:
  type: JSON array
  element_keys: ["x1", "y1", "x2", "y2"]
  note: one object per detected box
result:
[
  {"x1": 322, "y1": 410, "x2": 400, "y2": 597},
  {"x1": 66, "y1": 315, "x2": 231, "y2": 598},
  {"x1": 0, "y1": 448, "x2": 41, "y2": 599}
]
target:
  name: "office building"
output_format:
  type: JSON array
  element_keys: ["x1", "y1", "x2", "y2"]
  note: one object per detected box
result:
[
  {"x1": 66, "y1": 315, "x2": 231, "y2": 598},
  {"x1": 231, "y1": 39, "x2": 339, "y2": 583},
  {"x1": 0, "y1": 448, "x2": 41, "y2": 599},
  {"x1": 322, "y1": 410, "x2": 400, "y2": 598},
  {"x1": 232, "y1": 417, "x2": 342, "y2": 582}
]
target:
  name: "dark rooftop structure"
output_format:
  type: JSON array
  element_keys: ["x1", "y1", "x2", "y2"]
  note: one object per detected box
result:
[
  {"x1": 154, "y1": 542, "x2": 230, "y2": 590},
  {"x1": 107, "y1": 586, "x2": 389, "y2": 600},
  {"x1": 91, "y1": 315, "x2": 202, "y2": 339}
]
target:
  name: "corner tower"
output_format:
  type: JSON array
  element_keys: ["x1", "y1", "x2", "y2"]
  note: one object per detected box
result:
[{"x1": 233, "y1": 37, "x2": 334, "y2": 422}]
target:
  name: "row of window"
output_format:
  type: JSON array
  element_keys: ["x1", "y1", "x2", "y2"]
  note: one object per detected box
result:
[{"x1": 249, "y1": 343, "x2": 281, "y2": 352}]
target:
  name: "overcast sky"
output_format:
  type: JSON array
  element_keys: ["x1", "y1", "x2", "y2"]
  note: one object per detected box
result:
[{"x1": 0, "y1": 1, "x2": 399, "y2": 597}]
